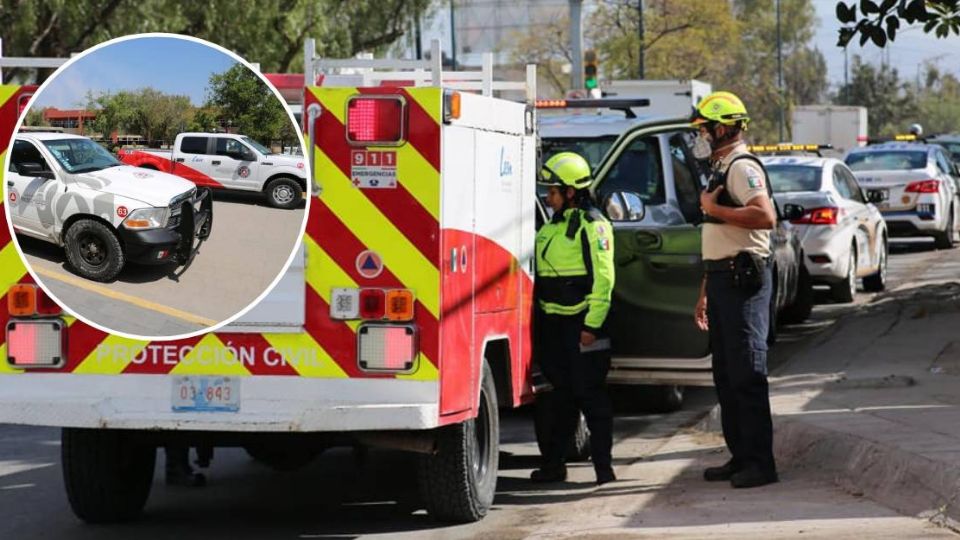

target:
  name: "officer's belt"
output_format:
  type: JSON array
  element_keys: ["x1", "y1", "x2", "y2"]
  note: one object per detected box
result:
[{"x1": 703, "y1": 256, "x2": 769, "y2": 272}]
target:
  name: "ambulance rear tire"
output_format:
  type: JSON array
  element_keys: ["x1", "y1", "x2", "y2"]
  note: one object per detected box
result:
[
  {"x1": 64, "y1": 219, "x2": 125, "y2": 282},
  {"x1": 62, "y1": 428, "x2": 155, "y2": 524},
  {"x1": 265, "y1": 177, "x2": 302, "y2": 209},
  {"x1": 418, "y1": 362, "x2": 499, "y2": 523}
]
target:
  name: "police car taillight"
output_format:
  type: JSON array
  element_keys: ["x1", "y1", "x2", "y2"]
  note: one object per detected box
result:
[
  {"x1": 346, "y1": 96, "x2": 405, "y2": 145},
  {"x1": 6, "y1": 319, "x2": 66, "y2": 368},
  {"x1": 357, "y1": 324, "x2": 416, "y2": 372}
]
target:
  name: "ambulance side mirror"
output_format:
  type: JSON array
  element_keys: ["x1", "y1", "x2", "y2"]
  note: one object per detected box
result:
[{"x1": 604, "y1": 191, "x2": 645, "y2": 222}]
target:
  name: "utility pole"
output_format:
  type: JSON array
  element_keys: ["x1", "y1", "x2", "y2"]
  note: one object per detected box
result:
[
  {"x1": 415, "y1": 13, "x2": 423, "y2": 60},
  {"x1": 450, "y1": 0, "x2": 457, "y2": 69},
  {"x1": 843, "y1": 46, "x2": 849, "y2": 104},
  {"x1": 570, "y1": 0, "x2": 584, "y2": 91},
  {"x1": 637, "y1": 0, "x2": 645, "y2": 79},
  {"x1": 776, "y1": 0, "x2": 785, "y2": 142}
]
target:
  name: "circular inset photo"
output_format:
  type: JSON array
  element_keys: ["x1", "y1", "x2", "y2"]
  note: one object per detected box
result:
[{"x1": 4, "y1": 34, "x2": 308, "y2": 339}]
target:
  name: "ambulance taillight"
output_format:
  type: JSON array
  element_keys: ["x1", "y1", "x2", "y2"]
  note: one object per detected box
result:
[
  {"x1": 331, "y1": 288, "x2": 416, "y2": 322},
  {"x1": 346, "y1": 96, "x2": 405, "y2": 144},
  {"x1": 6, "y1": 319, "x2": 66, "y2": 368},
  {"x1": 358, "y1": 288, "x2": 386, "y2": 319},
  {"x1": 357, "y1": 325, "x2": 416, "y2": 372},
  {"x1": 8, "y1": 284, "x2": 62, "y2": 317}
]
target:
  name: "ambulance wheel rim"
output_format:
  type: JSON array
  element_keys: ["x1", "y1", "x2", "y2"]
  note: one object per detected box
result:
[
  {"x1": 78, "y1": 233, "x2": 107, "y2": 266},
  {"x1": 273, "y1": 184, "x2": 295, "y2": 205}
]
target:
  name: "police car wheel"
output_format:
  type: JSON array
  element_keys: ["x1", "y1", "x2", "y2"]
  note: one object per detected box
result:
[
  {"x1": 64, "y1": 219, "x2": 125, "y2": 282},
  {"x1": 863, "y1": 238, "x2": 887, "y2": 292},
  {"x1": 781, "y1": 265, "x2": 814, "y2": 323},
  {"x1": 830, "y1": 246, "x2": 857, "y2": 303},
  {"x1": 933, "y1": 208, "x2": 956, "y2": 249},
  {"x1": 265, "y1": 177, "x2": 302, "y2": 209},
  {"x1": 418, "y1": 362, "x2": 499, "y2": 523},
  {"x1": 62, "y1": 428, "x2": 155, "y2": 523}
]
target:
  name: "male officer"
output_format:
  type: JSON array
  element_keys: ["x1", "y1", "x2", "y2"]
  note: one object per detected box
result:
[
  {"x1": 530, "y1": 152, "x2": 617, "y2": 486},
  {"x1": 692, "y1": 91, "x2": 779, "y2": 488}
]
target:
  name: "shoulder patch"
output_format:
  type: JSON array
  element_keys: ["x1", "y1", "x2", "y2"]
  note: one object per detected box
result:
[
  {"x1": 598, "y1": 237, "x2": 610, "y2": 251},
  {"x1": 745, "y1": 166, "x2": 764, "y2": 189}
]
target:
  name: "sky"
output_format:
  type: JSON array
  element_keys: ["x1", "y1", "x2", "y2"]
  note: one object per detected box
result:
[{"x1": 35, "y1": 36, "x2": 238, "y2": 109}]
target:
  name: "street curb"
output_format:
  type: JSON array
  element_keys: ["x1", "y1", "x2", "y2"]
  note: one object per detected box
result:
[{"x1": 696, "y1": 406, "x2": 960, "y2": 530}]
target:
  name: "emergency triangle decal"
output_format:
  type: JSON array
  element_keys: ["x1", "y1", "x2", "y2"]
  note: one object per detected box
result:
[{"x1": 355, "y1": 250, "x2": 384, "y2": 279}]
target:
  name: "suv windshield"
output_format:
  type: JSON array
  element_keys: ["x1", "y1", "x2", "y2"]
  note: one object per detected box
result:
[
  {"x1": 846, "y1": 150, "x2": 927, "y2": 171},
  {"x1": 766, "y1": 165, "x2": 822, "y2": 193},
  {"x1": 541, "y1": 136, "x2": 617, "y2": 169},
  {"x1": 242, "y1": 136, "x2": 271, "y2": 156},
  {"x1": 42, "y1": 138, "x2": 121, "y2": 174}
]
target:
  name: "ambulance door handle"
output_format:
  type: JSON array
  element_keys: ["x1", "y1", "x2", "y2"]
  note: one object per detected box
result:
[
  {"x1": 175, "y1": 158, "x2": 185, "y2": 163},
  {"x1": 6, "y1": 181, "x2": 12, "y2": 187},
  {"x1": 635, "y1": 230, "x2": 662, "y2": 249},
  {"x1": 212, "y1": 160, "x2": 221, "y2": 165}
]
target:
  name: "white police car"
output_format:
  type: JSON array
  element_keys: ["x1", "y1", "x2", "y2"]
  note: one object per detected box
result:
[
  {"x1": 762, "y1": 152, "x2": 888, "y2": 303},
  {"x1": 6, "y1": 133, "x2": 212, "y2": 282}
]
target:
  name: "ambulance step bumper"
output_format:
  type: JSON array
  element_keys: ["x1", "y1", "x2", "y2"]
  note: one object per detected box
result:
[{"x1": 0, "y1": 375, "x2": 440, "y2": 432}]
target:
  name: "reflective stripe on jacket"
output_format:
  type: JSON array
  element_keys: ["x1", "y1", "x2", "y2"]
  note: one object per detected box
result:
[{"x1": 535, "y1": 207, "x2": 615, "y2": 330}]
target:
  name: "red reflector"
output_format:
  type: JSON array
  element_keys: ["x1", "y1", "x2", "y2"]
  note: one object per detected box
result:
[
  {"x1": 346, "y1": 97, "x2": 403, "y2": 143},
  {"x1": 359, "y1": 289, "x2": 386, "y2": 319},
  {"x1": 905, "y1": 179, "x2": 940, "y2": 193},
  {"x1": 791, "y1": 207, "x2": 839, "y2": 225},
  {"x1": 35, "y1": 287, "x2": 61, "y2": 315}
]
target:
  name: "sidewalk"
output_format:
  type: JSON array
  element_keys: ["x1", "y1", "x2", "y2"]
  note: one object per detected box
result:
[{"x1": 704, "y1": 280, "x2": 960, "y2": 531}]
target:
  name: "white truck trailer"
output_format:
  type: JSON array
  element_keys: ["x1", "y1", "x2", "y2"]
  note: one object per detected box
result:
[{"x1": 791, "y1": 105, "x2": 868, "y2": 156}]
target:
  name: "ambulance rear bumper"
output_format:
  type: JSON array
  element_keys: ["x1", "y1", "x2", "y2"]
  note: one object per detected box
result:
[{"x1": 0, "y1": 375, "x2": 440, "y2": 432}]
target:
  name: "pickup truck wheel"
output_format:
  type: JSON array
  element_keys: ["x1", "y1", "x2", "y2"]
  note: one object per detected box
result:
[
  {"x1": 62, "y1": 428, "x2": 155, "y2": 523},
  {"x1": 534, "y1": 391, "x2": 591, "y2": 462},
  {"x1": 418, "y1": 362, "x2": 499, "y2": 523},
  {"x1": 265, "y1": 177, "x2": 302, "y2": 209},
  {"x1": 64, "y1": 219, "x2": 125, "y2": 282}
]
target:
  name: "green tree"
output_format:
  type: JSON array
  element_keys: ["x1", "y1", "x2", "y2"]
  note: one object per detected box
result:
[
  {"x1": 86, "y1": 88, "x2": 191, "y2": 143},
  {"x1": 834, "y1": 55, "x2": 919, "y2": 136},
  {"x1": 23, "y1": 107, "x2": 48, "y2": 127},
  {"x1": 206, "y1": 63, "x2": 293, "y2": 147},
  {"x1": 835, "y1": 0, "x2": 960, "y2": 48},
  {"x1": 0, "y1": 0, "x2": 434, "y2": 83},
  {"x1": 508, "y1": 13, "x2": 573, "y2": 97}
]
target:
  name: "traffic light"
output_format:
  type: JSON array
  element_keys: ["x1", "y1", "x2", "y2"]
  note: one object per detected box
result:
[{"x1": 584, "y1": 49, "x2": 598, "y2": 90}]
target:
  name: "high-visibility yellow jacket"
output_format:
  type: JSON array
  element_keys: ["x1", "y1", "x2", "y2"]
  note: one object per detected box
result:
[{"x1": 535, "y1": 206, "x2": 615, "y2": 331}]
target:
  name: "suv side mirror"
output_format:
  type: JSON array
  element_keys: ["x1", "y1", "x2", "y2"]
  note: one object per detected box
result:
[
  {"x1": 781, "y1": 203, "x2": 805, "y2": 222},
  {"x1": 17, "y1": 162, "x2": 55, "y2": 180},
  {"x1": 604, "y1": 191, "x2": 646, "y2": 222}
]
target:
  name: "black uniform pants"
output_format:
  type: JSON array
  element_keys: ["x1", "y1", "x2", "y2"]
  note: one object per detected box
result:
[
  {"x1": 538, "y1": 311, "x2": 614, "y2": 472},
  {"x1": 706, "y1": 265, "x2": 777, "y2": 476}
]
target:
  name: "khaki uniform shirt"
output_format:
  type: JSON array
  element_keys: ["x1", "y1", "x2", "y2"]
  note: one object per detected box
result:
[{"x1": 702, "y1": 143, "x2": 772, "y2": 260}]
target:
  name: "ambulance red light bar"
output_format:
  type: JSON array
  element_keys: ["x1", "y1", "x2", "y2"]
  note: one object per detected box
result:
[
  {"x1": 346, "y1": 95, "x2": 405, "y2": 145},
  {"x1": 357, "y1": 324, "x2": 416, "y2": 372},
  {"x1": 6, "y1": 319, "x2": 66, "y2": 368},
  {"x1": 535, "y1": 98, "x2": 650, "y2": 110}
]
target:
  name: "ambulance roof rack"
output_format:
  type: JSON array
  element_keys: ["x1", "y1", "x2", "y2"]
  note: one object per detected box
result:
[
  {"x1": 0, "y1": 38, "x2": 69, "y2": 80},
  {"x1": 304, "y1": 38, "x2": 537, "y2": 104}
]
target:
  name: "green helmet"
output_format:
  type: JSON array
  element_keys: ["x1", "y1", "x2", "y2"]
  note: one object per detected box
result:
[
  {"x1": 691, "y1": 91, "x2": 750, "y2": 126},
  {"x1": 539, "y1": 152, "x2": 592, "y2": 190}
]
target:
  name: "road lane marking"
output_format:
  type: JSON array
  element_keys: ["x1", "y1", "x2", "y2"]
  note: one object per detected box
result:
[{"x1": 33, "y1": 266, "x2": 216, "y2": 327}]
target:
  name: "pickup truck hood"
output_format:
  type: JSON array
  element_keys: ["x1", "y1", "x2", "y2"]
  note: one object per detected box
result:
[
  {"x1": 265, "y1": 153, "x2": 306, "y2": 171},
  {"x1": 73, "y1": 165, "x2": 195, "y2": 207}
]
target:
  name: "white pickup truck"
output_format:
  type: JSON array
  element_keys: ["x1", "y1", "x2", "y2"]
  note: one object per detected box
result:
[
  {"x1": 7, "y1": 132, "x2": 212, "y2": 282},
  {"x1": 118, "y1": 132, "x2": 306, "y2": 209}
]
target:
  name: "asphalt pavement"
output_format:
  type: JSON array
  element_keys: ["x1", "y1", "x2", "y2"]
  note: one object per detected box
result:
[{"x1": 16, "y1": 191, "x2": 305, "y2": 337}]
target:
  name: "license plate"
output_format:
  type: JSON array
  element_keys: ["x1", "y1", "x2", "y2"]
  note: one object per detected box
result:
[
  {"x1": 868, "y1": 188, "x2": 889, "y2": 201},
  {"x1": 171, "y1": 376, "x2": 240, "y2": 412}
]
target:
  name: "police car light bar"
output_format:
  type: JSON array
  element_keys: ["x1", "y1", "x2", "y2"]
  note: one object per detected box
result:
[
  {"x1": 535, "y1": 98, "x2": 650, "y2": 109},
  {"x1": 748, "y1": 143, "x2": 832, "y2": 157},
  {"x1": 865, "y1": 134, "x2": 927, "y2": 145}
]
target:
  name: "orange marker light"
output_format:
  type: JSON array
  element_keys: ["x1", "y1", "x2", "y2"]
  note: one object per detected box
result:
[
  {"x1": 9, "y1": 284, "x2": 37, "y2": 316},
  {"x1": 385, "y1": 289, "x2": 415, "y2": 321}
]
